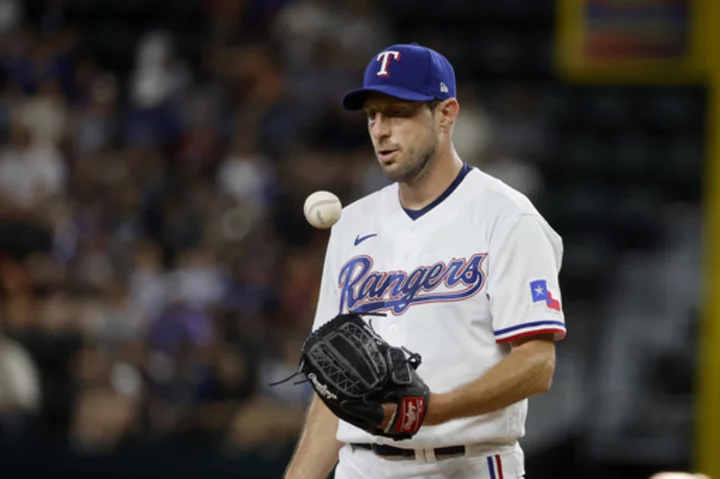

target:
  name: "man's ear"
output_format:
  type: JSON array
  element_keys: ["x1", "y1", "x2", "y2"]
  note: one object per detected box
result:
[{"x1": 437, "y1": 98, "x2": 460, "y2": 132}]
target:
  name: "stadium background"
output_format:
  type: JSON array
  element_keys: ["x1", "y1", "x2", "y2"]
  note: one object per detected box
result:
[{"x1": 0, "y1": 0, "x2": 717, "y2": 478}]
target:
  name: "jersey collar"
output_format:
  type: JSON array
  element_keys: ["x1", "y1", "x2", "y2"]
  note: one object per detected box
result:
[{"x1": 401, "y1": 162, "x2": 473, "y2": 221}]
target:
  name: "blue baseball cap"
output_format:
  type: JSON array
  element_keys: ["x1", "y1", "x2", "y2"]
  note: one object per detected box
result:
[{"x1": 342, "y1": 43, "x2": 457, "y2": 111}]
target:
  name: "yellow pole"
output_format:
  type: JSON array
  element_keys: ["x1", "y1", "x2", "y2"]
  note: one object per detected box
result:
[{"x1": 697, "y1": 0, "x2": 720, "y2": 475}]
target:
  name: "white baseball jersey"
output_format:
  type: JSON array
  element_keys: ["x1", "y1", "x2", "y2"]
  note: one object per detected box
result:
[{"x1": 311, "y1": 163, "x2": 566, "y2": 451}]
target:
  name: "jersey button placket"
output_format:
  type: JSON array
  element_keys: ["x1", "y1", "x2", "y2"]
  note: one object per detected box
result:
[
  {"x1": 404, "y1": 228, "x2": 415, "y2": 260},
  {"x1": 386, "y1": 225, "x2": 414, "y2": 343}
]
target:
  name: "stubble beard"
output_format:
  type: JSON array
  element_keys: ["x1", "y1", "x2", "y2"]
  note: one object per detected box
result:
[{"x1": 383, "y1": 141, "x2": 437, "y2": 186}]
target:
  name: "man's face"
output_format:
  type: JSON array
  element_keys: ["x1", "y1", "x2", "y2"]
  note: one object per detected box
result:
[{"x1": 364, "y1": 93, "x2": 439, "y2": 184}]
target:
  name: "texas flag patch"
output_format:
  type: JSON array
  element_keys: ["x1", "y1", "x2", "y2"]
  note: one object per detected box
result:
[{"x1": 530, "y1": 280, "x2": 561, "y2": 311}]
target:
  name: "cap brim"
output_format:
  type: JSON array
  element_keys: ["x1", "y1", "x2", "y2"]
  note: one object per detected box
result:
[{"x1": 342, "y1": 85, "x2": 435, "y2": 111}]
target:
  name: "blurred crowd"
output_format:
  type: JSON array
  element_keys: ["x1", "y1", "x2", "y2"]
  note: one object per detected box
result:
[{"x1": 0, "y1": 0, "x2": 550, "y2": 459}]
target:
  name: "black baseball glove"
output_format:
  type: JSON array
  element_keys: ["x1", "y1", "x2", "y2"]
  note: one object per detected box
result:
[{"x1": 274, "y1": 312, "x2": 430, "y2": 440}]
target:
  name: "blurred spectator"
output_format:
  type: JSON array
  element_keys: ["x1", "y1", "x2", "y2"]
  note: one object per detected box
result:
[
  {"x1": 0, "y1": 325, "x2": 41, "y2": 438},
  {"x1": 0, "y1": 120, "x2": 67, "y2": 214},
  {"x1": 69, "y1": 338, "x2": 141, "y2": 452},
  {"x1": 82, "y1": 280, "x2": 145, "y2": 343},
  {"x1": 170, "y1": 248, "x2": 228, "y2": 310},
  {"x1": 71, "y1": 66, "x2": 118, "y2": 154},
  {"x1": 127, "y1": 240, "x2": 169, "y2": 324},
  {"x1": 452, "y1": 82, "x2": 494, "y2": 164},
  {"x1": 216, "y1": 120, "x2": 276, "y2": 215},
  {"x1": 143, "y1": 303, "x2": 215, "y2": 440},
  {"x1": 15, "y1": 75, "x2": 68, "y2": 149},
  {"x1": 0, "y1": 0, "x2": 20, "y2": 36},
  {"x1": 130, "y1": 31, "x2": 190, "y2": 111},
  {"x1": 271, "y1": 0, "x2": 338, "y2": 71},
  {"x1": 125, "y1": 31, "x2": 188, "y2": 149}
]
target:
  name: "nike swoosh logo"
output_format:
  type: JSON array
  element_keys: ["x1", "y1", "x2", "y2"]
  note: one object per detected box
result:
[{"x1": 354, "y1": 233, "x2": 378, "y2": 246}]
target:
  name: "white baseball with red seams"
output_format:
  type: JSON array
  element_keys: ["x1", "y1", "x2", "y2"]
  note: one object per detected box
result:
[{"x1": 304, "y1": 190, "x2": 343, "y2": 229}]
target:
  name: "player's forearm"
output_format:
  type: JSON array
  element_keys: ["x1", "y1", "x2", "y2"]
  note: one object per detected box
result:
[
  {"x1": 427, "y1": 338, "x2": 556, "y2": 425},
  {"x1": 284, "y1": 395, "x2": 344, "y2": 479}
]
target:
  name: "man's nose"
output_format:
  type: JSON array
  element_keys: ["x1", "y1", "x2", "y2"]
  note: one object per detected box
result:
[{"x1": 369, "y1": 113, "x2": 390, "y2": 139}]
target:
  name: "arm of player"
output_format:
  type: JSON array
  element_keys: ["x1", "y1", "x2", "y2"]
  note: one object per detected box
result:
[
  {"x1": 284, "y1": 395, "x2": 344, "y2": 479},
  {"x1": 421, "y1": 334, "x2": 555, "y2": 425},
  {"x1": 285, "y1": 227, "x2": 345, "y2": 479}
]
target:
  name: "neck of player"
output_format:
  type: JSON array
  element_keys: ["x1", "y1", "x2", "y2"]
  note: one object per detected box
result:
[{"x1": 398, "y1": 148, "x2": 464, "y2": 211}]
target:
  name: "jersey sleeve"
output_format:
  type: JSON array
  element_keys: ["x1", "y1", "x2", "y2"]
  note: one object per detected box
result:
[
  {"x1": 486, "y1": 213, "x2": 567, "y2": 343},
  {"x1": 311, "y1": 229, "x2": 341, "y2": 332}
]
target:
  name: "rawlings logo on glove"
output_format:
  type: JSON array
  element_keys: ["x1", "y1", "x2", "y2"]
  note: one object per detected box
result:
[
  {"x1": 272, "y1": 312, "x2": 430, "y2": 440},
  {"x1": 307, "y1": 373, "x2": 338, "y2": 400},
  {"x1": 398, "y1": 397, "x2": 425, "y2": 433}
]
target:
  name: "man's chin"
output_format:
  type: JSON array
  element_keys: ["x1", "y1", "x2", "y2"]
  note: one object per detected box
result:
[
  {"x1": 379, "y1": 161, "x2": 402, "y2": 179},
  {"x1": 380, "y1": 163, "x2": 414, "y2": 183}
]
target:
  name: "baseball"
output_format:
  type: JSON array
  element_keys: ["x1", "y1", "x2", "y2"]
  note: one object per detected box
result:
[{"x1": 304, "y1": 190, "x2": 342, "y2": 229}]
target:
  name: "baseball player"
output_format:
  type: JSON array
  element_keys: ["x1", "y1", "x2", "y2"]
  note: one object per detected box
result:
[{"x1": 284, "y1": 43, "x2": 566, "y2": 479}]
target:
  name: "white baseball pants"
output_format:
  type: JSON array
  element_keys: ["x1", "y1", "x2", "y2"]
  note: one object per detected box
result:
[{"x1": 334, "y1": 444, "x2": 525, "y2": 479}]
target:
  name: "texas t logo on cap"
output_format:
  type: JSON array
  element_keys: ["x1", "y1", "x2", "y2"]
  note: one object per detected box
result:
[{"x1": 376, "y1": 51, "x2": 401, "y2": 77}]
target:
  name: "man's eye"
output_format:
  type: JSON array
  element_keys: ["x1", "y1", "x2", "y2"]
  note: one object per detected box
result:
[{"x1": 393, "y1": 108, "x2": 414, "y2": 117}]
